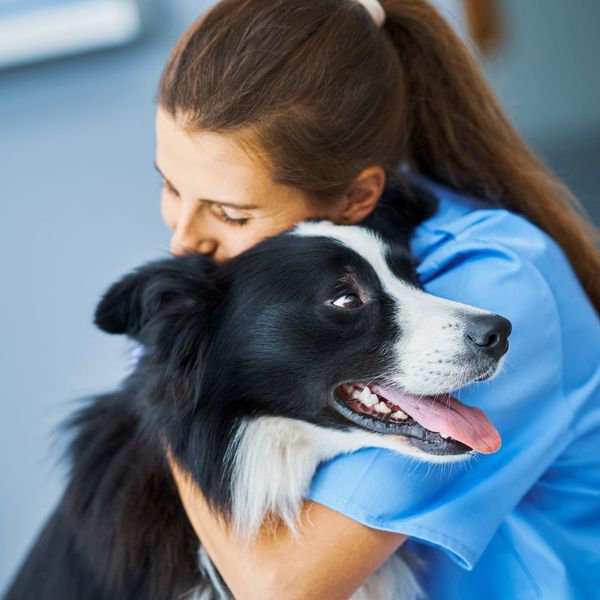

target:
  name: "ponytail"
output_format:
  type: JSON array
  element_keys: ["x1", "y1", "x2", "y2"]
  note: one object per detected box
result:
[{"x1": 382, "y1": 0, "x2": 600, "y2": 310}]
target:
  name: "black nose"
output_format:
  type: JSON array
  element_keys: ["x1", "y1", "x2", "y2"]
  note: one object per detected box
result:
[{"x1": 465, "y1": 314, "x2": 512, "y2": 360}]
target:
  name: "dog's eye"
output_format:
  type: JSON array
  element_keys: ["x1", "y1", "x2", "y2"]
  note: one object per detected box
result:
[{"x1": 331, "y1": 293, "x2": 363, "y2": 309}]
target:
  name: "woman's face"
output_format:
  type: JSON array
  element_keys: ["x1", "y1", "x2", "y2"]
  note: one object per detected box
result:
[{"x1": 155, "y1": 107, "x2": 338, "y2": 263}]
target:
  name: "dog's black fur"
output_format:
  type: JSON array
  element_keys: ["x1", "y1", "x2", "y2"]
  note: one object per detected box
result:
[{"x1": 5, "y1": 180, "x2": 439, "y2": 600}]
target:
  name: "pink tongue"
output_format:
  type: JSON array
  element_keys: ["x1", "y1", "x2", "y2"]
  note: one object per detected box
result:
[{"x1": 370, "y1": 384, "x2": 501, "y2": 454}]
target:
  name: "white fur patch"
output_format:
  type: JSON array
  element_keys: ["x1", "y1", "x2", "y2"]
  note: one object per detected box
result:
[
  {"x1": 228, "y1": 416, "x2": 468, "y2": 540},
  {"x1": 222, "y1": 416, "x2": 442, "y2": 599}
]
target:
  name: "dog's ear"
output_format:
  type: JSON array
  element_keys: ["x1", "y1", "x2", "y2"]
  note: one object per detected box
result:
[{"x1": 94, "y1": 253, "x2": 218, "y2": 337}]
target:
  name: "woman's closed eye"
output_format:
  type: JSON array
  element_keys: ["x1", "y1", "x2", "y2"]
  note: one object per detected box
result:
[
  {"x1": 161, "y1": 180, "x2": 250, "y2": 226},
  {"x1": 214, "y1": 205, "x2": 250, "y2": 226},
  {"x1": 160, "y1": 179, "x2": 179, "y2": 196}
]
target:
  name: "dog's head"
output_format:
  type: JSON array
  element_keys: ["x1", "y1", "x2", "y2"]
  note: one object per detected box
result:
[{"x1": 95, "y1": 215, "x2": 509, "y2": 465}]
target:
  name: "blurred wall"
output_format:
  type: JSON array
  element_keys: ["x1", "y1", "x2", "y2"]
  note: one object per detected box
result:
[
  {"x1": 0, "y1": 0, "x2": 215, "y2": 588},
  {"x1": 486, "y1": 0, "x2": 600, "y2": 141},
  {"x1": 485, "y1": 0, "x2": 600, "y2": 220},
  {"x1": 1, "y1": 0, "x2": 598, "y2": 590}
]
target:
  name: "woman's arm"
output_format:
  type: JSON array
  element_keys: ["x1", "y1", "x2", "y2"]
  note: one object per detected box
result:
[{"x1": 168, "y1": 453, "x2": 407, "y2": 600}]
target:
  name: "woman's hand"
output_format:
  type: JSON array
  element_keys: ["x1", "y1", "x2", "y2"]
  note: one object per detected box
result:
[{"x1": 167, "y1": 451, "x2": 407, "y2": 600}]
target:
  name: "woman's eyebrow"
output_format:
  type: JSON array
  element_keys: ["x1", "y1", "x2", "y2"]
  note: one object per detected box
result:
[{"x1": 153, "y1": 161, "x2": 261, "y2": 210}]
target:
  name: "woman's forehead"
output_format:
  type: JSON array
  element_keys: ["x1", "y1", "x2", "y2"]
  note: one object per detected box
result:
[
  {"x1": 155, "y1": 107, "x2": 271, "y2": 206},
  {"x1": 155, "y1": 107, "x2": 318, "y2": 215}
]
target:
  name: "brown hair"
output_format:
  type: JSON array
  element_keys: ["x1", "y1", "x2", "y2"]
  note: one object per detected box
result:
[{"x1": 158, "y1": 0, "x2": 600, "y2": 312}]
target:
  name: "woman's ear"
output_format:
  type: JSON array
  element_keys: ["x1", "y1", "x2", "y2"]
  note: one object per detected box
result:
[
  {"x1": 334, "y1": 165, "x2": 386, "y2": 224},
  {"x1": 359, "y1": 175, "x2": 439, "y2": 247},
  {"x1": 94, "y1": 253, "x2": 218, "y2": 338}
]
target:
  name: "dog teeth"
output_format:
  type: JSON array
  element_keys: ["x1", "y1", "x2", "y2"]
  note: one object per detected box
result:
[
  {"x1": 355, "y1": 387, "x2": 378, "y2": 407},
  {"x1": 373, "y1": 402, "x2": 391, "y2": 414},
  {"x1": 390, "y1": 410, "x2": 408, "y2": 421},
  {"x1": 440, "y1": 432, "x2": 450, "y2": 439},
  {"x1": 357, "y1": 387, "x2": 372, "y2": 402}
]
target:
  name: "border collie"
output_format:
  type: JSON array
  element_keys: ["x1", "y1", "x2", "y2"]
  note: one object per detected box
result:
[{"x1": 5, "y1": 182, "x2": 510, "y2": 600}]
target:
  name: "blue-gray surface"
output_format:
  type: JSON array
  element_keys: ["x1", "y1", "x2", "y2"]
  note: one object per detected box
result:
[{"x1": 1, "y1": 0, "x2": 598, "y2": 591}]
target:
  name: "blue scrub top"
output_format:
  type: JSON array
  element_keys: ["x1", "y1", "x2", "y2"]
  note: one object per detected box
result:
[{"x1": 306, "y1": 175, "x2": 600, "y2": 599}]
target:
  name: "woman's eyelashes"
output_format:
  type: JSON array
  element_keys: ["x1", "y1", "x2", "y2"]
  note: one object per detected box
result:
[
  {"x1": 161, "y1": 179, "x2": 178, "y2": 196},
  {"x1": 160, "y1": 180, "x2": 250, "y2": 227},
  {"x1": 213, "y1": 204, "x2": 250, "y2": 225}
]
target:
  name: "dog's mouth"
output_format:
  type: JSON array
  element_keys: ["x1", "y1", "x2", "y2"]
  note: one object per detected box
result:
[{"x1": 331, "y1": 383, "x2": 501, "y2": 455}]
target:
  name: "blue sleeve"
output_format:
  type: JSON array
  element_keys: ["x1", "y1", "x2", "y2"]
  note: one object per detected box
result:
[{"x1": 306, "y1": 236, "x2": 574, "y2": 570}]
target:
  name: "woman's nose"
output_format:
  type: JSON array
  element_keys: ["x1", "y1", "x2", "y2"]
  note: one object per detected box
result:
[
  {"x1": 170, "y1": 238, "x2": 217, "y2": 257},
  {"x1": 170, "y1": 211, "x2": 217, "y2": 257}
]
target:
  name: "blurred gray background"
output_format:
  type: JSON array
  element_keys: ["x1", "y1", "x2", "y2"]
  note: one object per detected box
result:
[{"x1": 1, "y1": 0, "x2": 599, "y2": 590}]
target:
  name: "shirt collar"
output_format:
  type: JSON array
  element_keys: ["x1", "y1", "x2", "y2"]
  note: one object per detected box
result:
[{"x1": 404, "y1": 172, "x2": 492, "y2": 275}]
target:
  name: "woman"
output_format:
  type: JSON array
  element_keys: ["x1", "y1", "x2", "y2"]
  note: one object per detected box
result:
[{"x1": 151, "y1": 0, "x2": 600, "y2": 598}]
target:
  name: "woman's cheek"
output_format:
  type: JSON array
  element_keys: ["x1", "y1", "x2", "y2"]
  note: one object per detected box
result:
[{"x1": 230, "y1": 228, "x2": 268, "y2": 258}]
